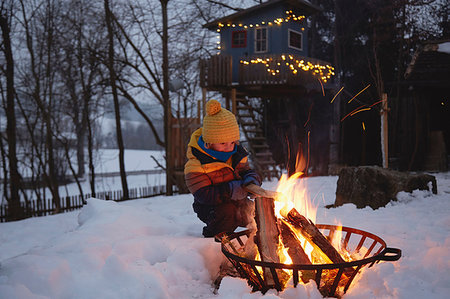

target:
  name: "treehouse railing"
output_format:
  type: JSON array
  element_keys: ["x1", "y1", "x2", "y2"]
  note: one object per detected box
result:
[
  {"x1": 200, "y1": 55, "x2": 232, "y2": 88},
  {"x1": 200, "y1": 54, "x2": 333, "y2": 89},
  {"x1": 239, "y1": 54, "x2": 331, "y2": 86}
]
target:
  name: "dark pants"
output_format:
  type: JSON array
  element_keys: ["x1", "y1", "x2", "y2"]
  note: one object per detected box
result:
[{"x1": 193, "y1": 199, "x2": 254, "y2": 238}]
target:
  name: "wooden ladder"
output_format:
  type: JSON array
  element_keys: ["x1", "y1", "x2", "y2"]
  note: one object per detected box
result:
[{"x1": 234, "y1": 96, "x2": 279, "y2": 181}]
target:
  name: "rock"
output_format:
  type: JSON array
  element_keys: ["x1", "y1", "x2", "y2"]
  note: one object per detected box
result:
[{"x1": 332, "y1": 166, "x2": 437, "y2": 209}]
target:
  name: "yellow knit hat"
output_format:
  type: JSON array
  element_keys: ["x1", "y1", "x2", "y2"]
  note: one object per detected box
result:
[{"x1": 202, "y1": 100, "x2": 240, "y2": 144}]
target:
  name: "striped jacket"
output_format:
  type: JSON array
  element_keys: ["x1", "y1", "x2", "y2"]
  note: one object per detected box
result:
[{"x1": 184, "y1": 128, "x2": 259, "y2": 206}]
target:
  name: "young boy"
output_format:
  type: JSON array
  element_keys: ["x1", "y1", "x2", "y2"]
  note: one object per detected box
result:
[{"x1": 184, "y1": 99, "x2": 262, "y2": 237}]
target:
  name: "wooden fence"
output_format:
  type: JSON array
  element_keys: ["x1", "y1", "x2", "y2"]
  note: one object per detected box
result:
[{"x1": 0, "y1": 185, "x2": 166, "y2": 223}]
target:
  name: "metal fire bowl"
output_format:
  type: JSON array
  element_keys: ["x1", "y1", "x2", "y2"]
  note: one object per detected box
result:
[{"x1": 216, "y1": 225, "x2": 401, "y2": 298}]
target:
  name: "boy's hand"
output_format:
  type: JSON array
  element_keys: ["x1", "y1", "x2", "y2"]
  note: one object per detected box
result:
[{"x1": 229, "y1": 180, "x2": 248, "y2": 200}]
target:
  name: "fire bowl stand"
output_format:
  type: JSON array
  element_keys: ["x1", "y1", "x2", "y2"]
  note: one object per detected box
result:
[{"x1": 216, "y1": 225, "x2": 401, "y2": 298}]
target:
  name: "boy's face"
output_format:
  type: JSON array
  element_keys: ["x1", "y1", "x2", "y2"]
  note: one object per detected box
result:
[{"x1": 208, "y1": 141, "x2": 236, "y2": 152}]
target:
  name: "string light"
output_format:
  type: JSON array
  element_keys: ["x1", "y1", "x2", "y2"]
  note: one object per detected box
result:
[
  {"x1": 216, "y1": 11, "x2": 305, "y2": 33},
  {"x1": 240, "y1": 55, "x2": 335, "y2": 83},
  {"x1": 215, "y1": 10, "x2": 305, "y2": 53}
]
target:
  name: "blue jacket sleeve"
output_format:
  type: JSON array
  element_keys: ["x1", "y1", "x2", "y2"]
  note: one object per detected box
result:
[
  {"x1": 193, "y1": 183, "x2": 232, "y2": 206},
  {"x1": 240, "y1": 169, "x2": 262, "y2": 186}
]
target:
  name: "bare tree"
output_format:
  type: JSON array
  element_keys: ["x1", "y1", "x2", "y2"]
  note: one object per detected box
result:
[
  {"x1": 0, "y1": 0, "x2": 23, "y2": 220},
  {"x1": 104, "y1": 0, "x2": 129, "y2": 200},
  {"x1": 54, "y1": 0, "x2": 108, "y2": 196},
  {"x1": 17, "y1": 0, "x2": 63, "y2": 212}
]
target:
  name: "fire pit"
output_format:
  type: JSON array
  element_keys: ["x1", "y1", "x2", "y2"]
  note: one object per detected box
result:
[{"x1": 216, "y1": 224, "x2": 401, "y2": 298}]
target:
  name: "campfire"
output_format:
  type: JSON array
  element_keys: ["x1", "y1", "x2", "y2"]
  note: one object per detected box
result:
[{"x1": 216, "y1": 171, "x2": 401, "y2": 298}]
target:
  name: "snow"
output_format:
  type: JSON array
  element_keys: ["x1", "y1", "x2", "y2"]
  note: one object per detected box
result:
[
  {"x1": 437, "y1": 42, "x2": 450, "y2": 54},
  {"x1": 19, "y1": 149, "x2": 167, "y2": 202},
  {"x1": 1, "y1": 170, "x2": 450, "y2": 298}
]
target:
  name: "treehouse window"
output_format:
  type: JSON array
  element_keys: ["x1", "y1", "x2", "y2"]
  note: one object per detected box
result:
[
  {"x1": 288, "y1": 29, "x2": 303, "y2": 51},
  {"x1": 232, "y1": 30, "x2": 247, "y2": 48},
  {"x1": 255, "y1": 27, "x2": 268, "y2": 53}
]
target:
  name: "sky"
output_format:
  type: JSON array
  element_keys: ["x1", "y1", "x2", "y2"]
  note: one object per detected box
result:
[{"x1": 0, "y1": 150, "x2": 449, "y2": 299}]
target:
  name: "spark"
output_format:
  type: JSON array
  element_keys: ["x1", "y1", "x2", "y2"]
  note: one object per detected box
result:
[
  {"x1": 330, "y1": 86, "x2": 344, "y2": 103},
  {"x1": 369, "y1": 99, "x2": 384, "y2": 107},
  {"x1": 306, "y1": 131, "x2": 311, "y2": 174},
  {"x1": 304, "y1": 103, "x2": 313, "y2": 127},
  {"x1": 318, "y1": 78, "x2": 325, "y2": 96},
  {"x1": 362, "y1": 122, "x2": 366, "y2": 131},
  {"x1": 347, "y1": 84, "x2": 371, "y2": 103},
  {"x1": 350, "y1": 107, "x2": 371, "y2": 117},
  {"x1": 340, "y1": 98, "x2": 383, "y2": 122},
  {"x1": 341, "y1": 105, "x2": 369, "y2": 122}
]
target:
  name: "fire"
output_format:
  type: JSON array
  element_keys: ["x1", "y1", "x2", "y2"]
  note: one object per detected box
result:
[
  {"x1": 269, "y1": 159, "x2": 355, "y2": 292},
  {"x1": 273, "y1": 151, "x2": 317, "y2": 223},
  {"x1": 219, "y1": 162, "x2": 401, "y2": 298}
]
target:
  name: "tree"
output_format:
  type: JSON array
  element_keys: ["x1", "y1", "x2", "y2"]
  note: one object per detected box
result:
[
  {"x1": 54, "y1": 0, "x2": 108, "y2": 196},
  {"x1": 17, "y1": 0, "x2": 63, "y2": 212},
  {"x1": 0, "y1": 0, "x2": 23, "y2": 220},
  {"x1": 104, "y1": 0, "x2": 129, "y2": 200}
]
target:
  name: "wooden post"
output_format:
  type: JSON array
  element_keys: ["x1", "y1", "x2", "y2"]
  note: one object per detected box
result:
[
  {"x1": 197, "y1": 100, "x2": 201, "y2": 123},
  {"x1": 166, "y1": 100, "x2": 173, "y2": 195},
  {"x1": 202, "y1": 88, "x2": 207, "y2": 116},
  {"x1": 231, "y1": 88, "x2": 236, "y2": 115},
  {"x1": 381, "y1": 93, "x2": 388, "y2": 168}
]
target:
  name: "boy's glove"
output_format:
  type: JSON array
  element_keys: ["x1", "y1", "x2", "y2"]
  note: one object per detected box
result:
[
  {"x1": 242, "y1": 173, "x2": 262, "y2": 187},
  {"x1": 228, "y1": 180, "x2": 248, "y2": 201}
]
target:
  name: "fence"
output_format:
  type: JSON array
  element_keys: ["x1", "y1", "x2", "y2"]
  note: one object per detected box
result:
[{"x1": 0, "y1": 185, "x2": 166, "y2": 223}]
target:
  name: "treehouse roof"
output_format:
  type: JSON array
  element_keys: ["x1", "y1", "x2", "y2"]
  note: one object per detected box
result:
[
  {"x1": 405, "y1": 39, "x2": 450, "y2": 87},
  {"x1": 203, "y1": 0, "x2": 320, "y2": 30}
]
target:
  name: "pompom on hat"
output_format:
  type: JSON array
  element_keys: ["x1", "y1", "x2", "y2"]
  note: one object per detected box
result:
[{"x1": 202, "y1": 99, "x2": 240, "y2": 144}]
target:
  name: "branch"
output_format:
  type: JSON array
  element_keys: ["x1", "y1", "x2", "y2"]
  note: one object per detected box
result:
[
  {"x1": 150, "y1": 155, "x2": 165, "y2": 170},
  {"x1": 205, "y1": 0, "x2": 243, "y2": 11},
  {"x1": 109, "y1": 8, "x2": 165, "y2": 100}
]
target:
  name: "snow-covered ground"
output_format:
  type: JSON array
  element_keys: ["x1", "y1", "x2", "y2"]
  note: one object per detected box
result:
[{"x1": 1, "y1": 168, "x2": 449, "y2": 299}]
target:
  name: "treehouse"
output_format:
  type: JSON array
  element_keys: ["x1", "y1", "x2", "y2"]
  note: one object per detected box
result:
[{"x1": 200, "y1": 0, "x2": 339, "y2": 178}]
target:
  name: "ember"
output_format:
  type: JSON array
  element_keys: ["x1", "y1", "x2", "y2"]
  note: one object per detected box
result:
[{"x1": 216, "y1": 172, "x2": 401, "y2": 298}]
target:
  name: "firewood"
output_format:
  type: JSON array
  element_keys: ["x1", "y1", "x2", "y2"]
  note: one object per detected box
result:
[
  {"x1": 281, "y1": 208, "x2": 348, "y2": 265},
  {"x1": 281, "y1": 208, "x2": 354, "y2": 296},
  {"x1": 278, "y1": 219, "x2": 315, "y2": 283},
  {"x1": 245, "y1": 183, "x2": 280, "y2": 200},
  {"x1": 254, "y1": 196, "x2": 289, "y2": 290}
]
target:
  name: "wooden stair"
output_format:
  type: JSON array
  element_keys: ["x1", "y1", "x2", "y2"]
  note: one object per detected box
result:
[{"x1": 234, "y1": 96, "x2": 280, "y2": 181}]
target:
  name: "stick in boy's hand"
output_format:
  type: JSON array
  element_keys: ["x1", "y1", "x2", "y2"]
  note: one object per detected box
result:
[{"x1": 244, "y1": 184, "x2": 280, "y2": 200}]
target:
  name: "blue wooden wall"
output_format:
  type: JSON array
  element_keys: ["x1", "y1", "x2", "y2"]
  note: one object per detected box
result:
[{"x1": 217, "y1": 4, "x2": 310, "y2": 81}]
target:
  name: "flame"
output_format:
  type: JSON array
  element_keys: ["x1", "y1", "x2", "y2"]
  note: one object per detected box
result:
[{"x1": 273, "y1": 153, "x2": 318, "y2": 224}]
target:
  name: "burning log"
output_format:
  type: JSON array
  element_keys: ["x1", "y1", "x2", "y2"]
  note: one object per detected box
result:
[
  {"x1": 254, "y1": 196, "x2": 289, "y2": 290},
  {"x1": 278, "y1": 219, "x2": 314, "y2": 283},
  {"x1": 281, "y1": 208, "x2": 347, "y2": 265},
  {"x1": 281, "y1": 208, "x2": 355, "y2": 296}
]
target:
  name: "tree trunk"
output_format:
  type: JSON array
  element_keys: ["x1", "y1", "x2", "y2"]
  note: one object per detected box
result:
[
  {"x1": 105, "y1": 0, "x2": 129, "y2": 200},
  {"x1": 0, "y1": 12, "x2": 22, "y2": 220},
  {"x1": 45, "y1": 116, "x2": 61, "y2": 213},
  {"x1": 161, "y1": 0, "x2": 173, "y2": 195},
  {"x1": 76, "y1": 123, "x2": 86, "y2": 178},
  {"x1": 87, "y1": 111, "x2": 96, "y2": 197}
]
